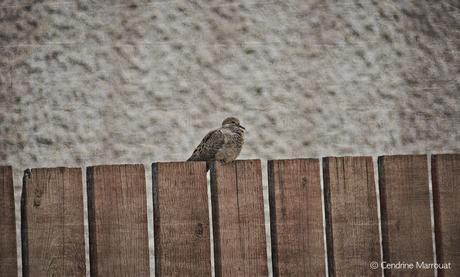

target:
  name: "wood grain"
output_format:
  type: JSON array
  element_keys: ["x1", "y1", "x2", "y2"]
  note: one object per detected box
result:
[
  {"x1": 378, "y1": 155, "x2": 434, "y2": 276},
  {"x1": 152, "y1": 161, "x2": 211, "y2": 276},
  {"x1": 210, "y1": 159, "x2": 267, "y2": 277},
  {"x1": 87, "y1": 164, "x2": 149, "y2": 277},
  {"x1": 323, "y1": 156, "x2": 381, "y2": 276},
  {"x1": 21, "y1": 167, "x2": 85, "y2": 277},
  {"x1": 0, "y1": 166, "x2": 18, "y2": 276},
  {"x1": 432, "y1": 154, "x2": 460, "y2": 277},
  {"x1": 268, "y1": 159, "x2": 325, "y2": 276}
]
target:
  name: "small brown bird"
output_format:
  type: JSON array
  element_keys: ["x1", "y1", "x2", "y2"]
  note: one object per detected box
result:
[{"x1": 187, "y1": 117, "x2": 245, "y2": 169}]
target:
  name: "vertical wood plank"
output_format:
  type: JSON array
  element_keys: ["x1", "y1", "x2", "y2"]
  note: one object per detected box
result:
[
  {"x1": 378, "y1": 155, "x2": 434, "y2": 276},
  {"x1": 0, "y1": 166, "x2": 18, "y2": 276},
  {"x1": 210, "y1": 159, "x2": 267, "y2": 277},
  {"x1": 268, "y1": 159, "x2": 325, "y2": 276},
  {"x1": 323, "y1": 156, "x2": 381, "y2": 276},
  {"x1": 87, "y1": 164, "x2": 149, "y2": 277},
  {"x1": 152, "y1": 161, "x2": 211, "y2": 276},
  {"x1": 432, "y1": 154, "x2": 460, "y2": 277},
  {"x1": 21, "y1": 167, "x2": 85, "y2": 277}
]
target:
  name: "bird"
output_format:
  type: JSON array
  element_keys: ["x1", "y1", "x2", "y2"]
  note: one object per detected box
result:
[{"x1": 187, "y1": 117, "x2": 245, "y2": 170}]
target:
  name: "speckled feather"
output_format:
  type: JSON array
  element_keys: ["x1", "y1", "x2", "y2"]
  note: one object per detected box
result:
[
  {"x1": 188, "y1": 129, "x2": 226, "y2": 161},
  {"x1": 187, "y1": 117, "x2": 245, "y2": 164}
]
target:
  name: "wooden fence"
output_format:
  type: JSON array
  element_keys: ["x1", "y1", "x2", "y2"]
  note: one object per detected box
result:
[{"x1": 0, "y1": 154, "x2": 459, "y2": 276}]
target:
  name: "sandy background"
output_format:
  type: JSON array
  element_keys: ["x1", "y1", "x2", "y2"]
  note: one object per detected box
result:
[{"x1": 1, "y1": 0, "x2": 459, "y2": 276}]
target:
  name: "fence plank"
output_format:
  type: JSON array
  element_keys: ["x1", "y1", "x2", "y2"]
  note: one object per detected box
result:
[
  {"x1": 323, "y1": 156, "x2": 381, "y2": 276},
  {"x1": 268, "y1": 159, "x2": 325, "y2": 276},
  {"x1": 0, "y1": 166, "x2": 18, "y2": 276},
  {"x1": 210, "y1": 160, "x2": 267, "y2": 277},
  {"x1": 152, "y1": 161, "x2": 211, "y2": 276},
  {"x1": 87, "y1": 165, "x2": 149, "y2": 277},
  {"x1": 432, "y1": 154, "x2": 460, "y2": 277},
  {"x1": 378, "y1": 155, "x2": 434, "y2": 276},
  {"x1": 21, "y1": 167, "x2": 85, "y2": 277}
]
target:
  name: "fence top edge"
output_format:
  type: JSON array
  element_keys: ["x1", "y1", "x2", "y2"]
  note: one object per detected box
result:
[
  {"x1": 323, "y1": 155, "x2": 373, "y2": 160},
  {"x1": 431, "y1": 153, "x2": 460, "y2": 158},
  {"x1": 377, "y1": 154, "x2": 428, "y2": 159},
  {"x1": 6, "y1": 154, "x2": 459, "y2": 172},
  {"x1": 268, "y1": 158, "x2": 320, "y2": 162},
  {"x1": 152, "y1": 161, "x2": 206, "y2": 166},
  {"x1": 25, "y1": 166, "x2": 82, "y2": 172},
  {"x1": 153, "y1": 159, "x2": 261, "y2": 165},
  {"x1": 87, "y1": 163, "x2": 145, "y2": 169},
  {"x1": 230, "y1": 158, "x2": 261, "y2": 163}
]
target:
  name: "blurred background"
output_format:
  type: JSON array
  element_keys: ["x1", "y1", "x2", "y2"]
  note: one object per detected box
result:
[
  {"x1": 1, "y1": 0, "x2": 459, "y2": 177},
  {"x1": 0, "y1": 0, "x2": 459, "y2": 275}
]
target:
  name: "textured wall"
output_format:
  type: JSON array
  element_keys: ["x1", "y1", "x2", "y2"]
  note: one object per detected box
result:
[{"x1": 1, "y1": 0, "x2": 459, "y2": 173}]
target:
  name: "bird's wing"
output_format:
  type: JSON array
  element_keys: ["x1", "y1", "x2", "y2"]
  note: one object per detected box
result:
[{"x1": 187, "y1": 129, "x2": 225, "y2": 161}]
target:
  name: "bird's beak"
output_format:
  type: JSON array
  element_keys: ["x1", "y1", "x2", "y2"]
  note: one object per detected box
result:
[{"x1": 239, "y1": 124, "x2": 246, "y2": 130}]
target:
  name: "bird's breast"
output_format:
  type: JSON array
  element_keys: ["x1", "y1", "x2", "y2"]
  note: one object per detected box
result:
[{"x1": 216, "y1": 129, "x2": 244, "y2": 162}]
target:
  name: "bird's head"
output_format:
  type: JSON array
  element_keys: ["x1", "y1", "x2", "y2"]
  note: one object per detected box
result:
[{"x1": 222, "y1": 117, "x2": 245, "y2": 130}]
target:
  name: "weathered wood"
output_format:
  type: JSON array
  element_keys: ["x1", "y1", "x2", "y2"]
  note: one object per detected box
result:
[
  {"x1": 432, "y1": 154, "x2": 460, "y2": 277},
  {"x1": 268, "y1": 159, "x2": 325, "y2": 276},
  {"x1": 323, "y1": 156, "x2": 381, "y2": 276},
  {"x1": 210, "y1": 159, "x2": 267, "y2": 277},
  {"x1": 152, "y1": 161, "x2": 211, "y2": 276},
  {"x1": 0, "y1": 166, "x2": 18, "y2": 276},
  {"x1": 21, "y1": 167, "x2": 85, "y2": 277},
  {"x1": 87, "y1": 164, "x2": 149, "y2": 277},
  {"x1": 378, "y1": 155, "x2": 434, "y2": 276}
]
